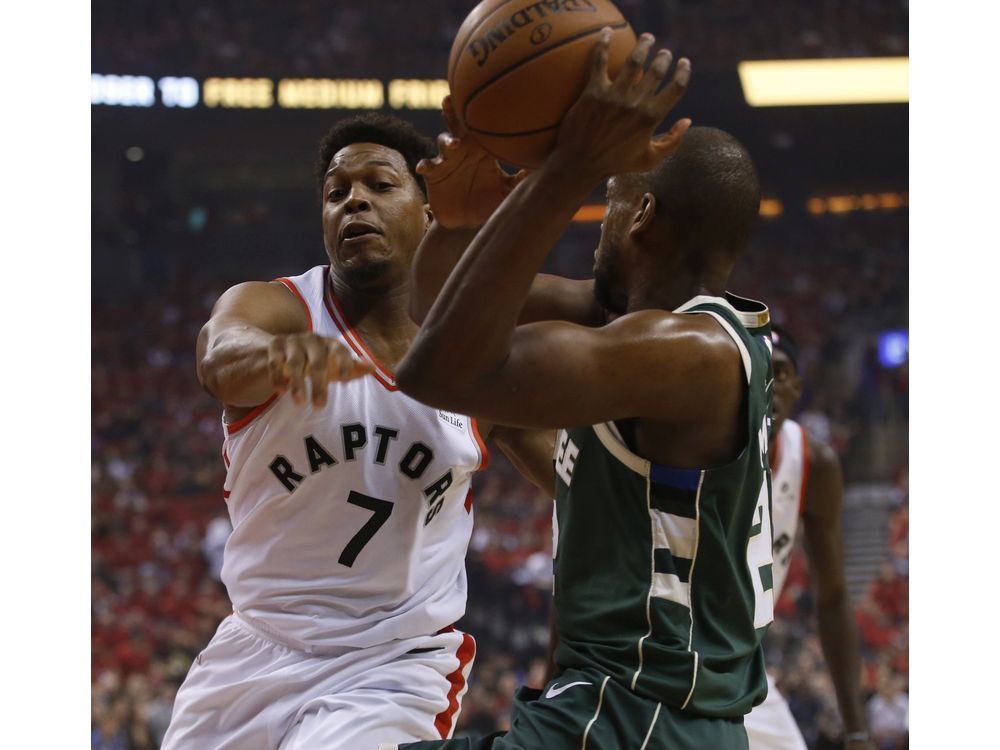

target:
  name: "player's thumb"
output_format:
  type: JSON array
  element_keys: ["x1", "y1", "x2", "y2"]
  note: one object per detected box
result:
[{"x1": 649, "y1": 118, "x2": 692, "y2": 161}]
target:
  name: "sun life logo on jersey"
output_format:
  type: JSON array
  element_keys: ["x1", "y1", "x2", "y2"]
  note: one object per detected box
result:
[{"x1": 438, "y1": 410, "x2": 465, "y2": 431}]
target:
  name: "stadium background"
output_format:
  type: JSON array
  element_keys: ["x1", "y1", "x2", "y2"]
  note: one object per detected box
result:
[{"x1": 91, "y1": 2, "x2": 908, "y2": 748}]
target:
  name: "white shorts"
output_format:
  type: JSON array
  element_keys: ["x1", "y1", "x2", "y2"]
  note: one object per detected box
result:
[
  {"x1": 162, "y1": 613, "x2": 476, "y2": 750},
  {"x1": 745, "y1": 674, "x2": 808, "y2": 750}
]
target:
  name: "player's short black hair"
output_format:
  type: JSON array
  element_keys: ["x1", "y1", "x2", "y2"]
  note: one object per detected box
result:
[
  {"x1": 315, "y1": 113, "x2": 435, "y2": 200},
  {"x1": 627, "y1": 126, "x2": 760, "y2": 257},
  {"x1": 770, "y1": 323, "x2": 800, "y2": 372}
]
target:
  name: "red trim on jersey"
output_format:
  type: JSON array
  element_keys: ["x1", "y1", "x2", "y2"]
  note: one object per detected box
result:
[
  {"x1": 464, "y1": 489, "x2": 473, "y2": 513},
  {"x1": 798, "y1": 429, "x2": 810, "y2": 516},
  {"x1": 768, "y1": 426, "x2": 782, "y2": 473},
  {"x1": 223, "y1": 448, "x2": 230, "y2": 467},
  {"x1": 275, "y1": 277, "x2": 314, "y2": 332},
  {"x1": 322, "y1": 268, "x2": 398, "y2": 392},
  {"x1": 471, "y1": 418, "x2": 489, "y2": 471},
  {"x1": 225, "y1": 392, "x2": 280, "y2": 434},
  {"x1": 434, "y1": 631, "x2": 476, "y2": 739}
]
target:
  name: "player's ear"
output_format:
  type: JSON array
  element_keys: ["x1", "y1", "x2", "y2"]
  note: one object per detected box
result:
[{"x1": 628, "y1": 193, "x2": 656, "y2": 241}]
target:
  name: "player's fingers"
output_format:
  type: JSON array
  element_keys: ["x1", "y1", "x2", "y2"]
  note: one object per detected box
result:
[
  {"x1": 327, "y1": 345, "x2": 373, "y2": 382},
  {"x1": 283, "y1": 339, "x2": 308, "y2": 405},
  {"x1": 304, "y1": 339, "x2": 331, "y2": 408},
  {"x1": 648, "y1": 118, "x2": 692, "y2": 161},
  {"x1": 438, "y1": 132, "x2": 461, "y2": 154},
  {"x1": 416, "y1": 152, "x2": 448, "y2": 177},
  {"x1": 585, "y1": 27, "x2": 613, "y2": 92},
  {"x1": 612, "y1": 33, "x2": 655, "y2": 93},
  {"x1": 267, "y1": 337, "x2": 288, "y2": 392},
  {"x1": 415, "y1": 157, "x2": 434, "y2": 175},
  {"x1": 442, "y1": 95, "x2": 466, "y2": 137},
  {"x1": 653, "y1": 57, "x2": 691, "y2": 116},
  {"x1": 637, "y1": 48, "x2": 673, "y2": 98}
]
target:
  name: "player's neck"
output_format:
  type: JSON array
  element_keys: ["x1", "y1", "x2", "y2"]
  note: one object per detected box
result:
[
  {"x1": 625, "y1": 269, "x2": 727, "y2": 314},
  {"x1": 329, "y1": 273, "x2": 419, "y2": 351}
]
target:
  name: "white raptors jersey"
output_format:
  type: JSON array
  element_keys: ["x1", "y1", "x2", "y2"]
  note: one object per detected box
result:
[
  {"x1": 769, "y1": 419, "x2": 809, "y2": 601},
  {"x1": 219, "y1": 265, "x2": 487, "y2": 651}
]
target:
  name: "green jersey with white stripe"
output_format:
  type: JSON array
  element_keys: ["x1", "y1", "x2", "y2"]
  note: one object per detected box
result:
[{"x1": 552, "y1": 293, "x2": 774, "y2": 718}]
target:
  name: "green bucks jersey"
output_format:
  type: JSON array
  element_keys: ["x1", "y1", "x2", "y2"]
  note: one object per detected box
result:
[{"x1": 552, "y1": 293, "x2": 774, "y2": 718}]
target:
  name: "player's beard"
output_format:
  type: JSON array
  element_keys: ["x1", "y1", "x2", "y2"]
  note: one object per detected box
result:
[
  {"x1": 342, "y1": 258, "x2": 393, "y2": 289},
  {"x1": 593, "y1": 247, "x2": 627, "y2": 316}
]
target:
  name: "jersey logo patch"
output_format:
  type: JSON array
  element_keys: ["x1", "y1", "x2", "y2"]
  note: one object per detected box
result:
[
  {"x1": 438, "y1": 410, "x2": 465, "y2": 431},
  {"x1": 544, "y1": 681, "x2": 591, "y2": 699}
]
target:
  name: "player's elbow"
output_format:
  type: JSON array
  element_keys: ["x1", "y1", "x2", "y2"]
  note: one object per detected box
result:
[
  {"x1": 396, "y1": 358, "x2": 480, "y2": 415},
  {"x1": 395, "y1": 359, "x2": 449, "y2": 407},
  {"x1": 408, "y1": 295, "x2": 429, "y2": 326},
  {"x1": 197, "y1": 348, "x2": 228, "y2": 402}
]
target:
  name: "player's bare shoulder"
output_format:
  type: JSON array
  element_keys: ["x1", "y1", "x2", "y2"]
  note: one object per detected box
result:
[
  {"x1": 613, "y1": 309, "x2": 743, "y2": 392},
  {"x1": 206, "y1": 280, "x2": 310, "y2": 335},
  {"x1": 801, "y1": 432, "x2": 844, "y2": 519},
  {"x1": 599, "y1": 310, "x2": 746, "y2": 451}
]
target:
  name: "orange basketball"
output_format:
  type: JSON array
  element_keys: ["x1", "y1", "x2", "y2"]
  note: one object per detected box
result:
[{"x1": 448, "y1": 0, "x2": 636, "y2": 168}]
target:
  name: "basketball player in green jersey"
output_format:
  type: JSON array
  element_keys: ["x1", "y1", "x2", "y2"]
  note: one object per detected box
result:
[{"x1": 386, "y1": 31, "x2": 774, "y2": 750}]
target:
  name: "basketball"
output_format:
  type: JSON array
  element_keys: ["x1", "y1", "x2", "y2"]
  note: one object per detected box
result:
[{"x1": 448, "y1": 0, "x2": 636, "y2": 168}]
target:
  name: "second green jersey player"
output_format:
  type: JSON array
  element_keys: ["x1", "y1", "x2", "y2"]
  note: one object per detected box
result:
[
  {"x1": 392, "y1": 31, "x2": 774, "y2": 750},
  {"x1": 550, "y1": 294, "x2": 774, "y2": 745}
]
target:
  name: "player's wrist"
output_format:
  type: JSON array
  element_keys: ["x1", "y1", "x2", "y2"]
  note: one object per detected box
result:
[{"x1": 542, "y1": 146, "x2": 608, "y2": 187}]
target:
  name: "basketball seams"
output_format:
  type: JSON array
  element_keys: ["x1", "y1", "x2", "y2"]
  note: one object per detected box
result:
[
  {"x1": 469, "y1": 123, "x2": 560, "y2": 138},
  {"x1": 460, "y1": 19, "x2": 630, "y2": 134}
]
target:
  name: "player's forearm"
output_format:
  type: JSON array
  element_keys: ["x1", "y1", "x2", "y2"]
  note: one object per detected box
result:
[
  {"x1": 493, "y1": 427, "x2": 557, "y2": 496},
  {"x1": 398, "y1": 157, "x2": 598, "y2": 399},
  {"x1": 816, "y1": 592, "x2": 869, "y2": 733},
  {"x1": 409, "y1": 223, "x2": 478, "y2": 324},
  {"x1": 198, "y1": 325, "x2": 277, "y2": 407}
]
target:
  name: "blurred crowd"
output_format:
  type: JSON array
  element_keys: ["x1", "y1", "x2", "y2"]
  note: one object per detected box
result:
[
  {"x1": 764, "y1": 477, "x2": 909, "y2": 750},
  {"x1": 92, "y1": 200, "x2": 907, "y2": 747},
  {"x1": 731, "y1": 211, "x2": 909, "y2": 483},
  {"x1": 92, "y1": 0, "x2": 908, "y2": 78}
]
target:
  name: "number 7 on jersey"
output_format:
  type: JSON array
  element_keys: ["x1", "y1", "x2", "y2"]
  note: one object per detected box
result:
[{"x1": 338, "y1": 491, "x2": 394, "y2": 567}]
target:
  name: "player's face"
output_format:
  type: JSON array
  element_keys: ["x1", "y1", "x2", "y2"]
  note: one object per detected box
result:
[
  {"x1": 321, "y1": 143, "x2": 429, "y2": 289},
  {"x1": 593, "y1": 178, "x2": 634, "y2": 315},
  {"x1": 770, "y1": 347, "x2": 803, "y2": 437}
]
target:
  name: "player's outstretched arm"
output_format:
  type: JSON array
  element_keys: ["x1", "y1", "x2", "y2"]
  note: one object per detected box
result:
[
  {"x1": 398, "y1": 31, "x2": 694, "y2": 427},
  {"x1": 491, "y1": 426, "x2": 557, "y2": 497},
  {"x1": 801, "y1": 438, "x2": 876, "y2": 750},
  {"x1": 196, "y1": 281, "x2": 370, "y2": 411},
  {"x1": 409, "y1": 96, "x2": 604, "y2": 329}
]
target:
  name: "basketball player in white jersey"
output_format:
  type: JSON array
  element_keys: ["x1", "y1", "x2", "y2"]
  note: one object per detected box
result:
[
  {"x1": 744, "y1": 325, "x2": 875, "y2": 750},
  {"x1": 161, "y1": 113, "x2": 554, "y2": 750}
]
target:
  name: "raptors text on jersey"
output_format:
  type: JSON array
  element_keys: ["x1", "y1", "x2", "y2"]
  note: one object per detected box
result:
[{"x1": 220, "y1": 266, "x2": 487, "y2": 651}]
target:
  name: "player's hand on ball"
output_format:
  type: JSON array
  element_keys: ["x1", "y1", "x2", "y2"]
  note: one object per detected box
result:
[
  {"x1": 267, "y1": 333, "x2": 373, "y2": 407},
  {"x1": 552, "y1": 29, "x2": 692, "y2": 179},
  {"x1": 416, "y1": 95, "x2": 527, "y2": 229}
]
